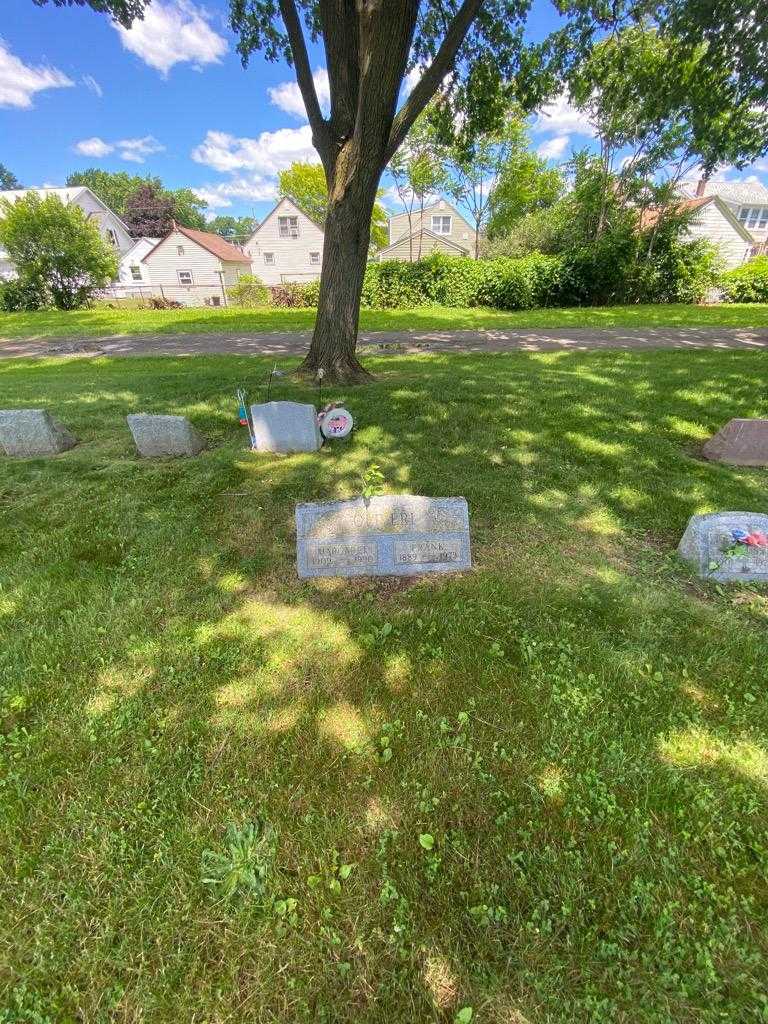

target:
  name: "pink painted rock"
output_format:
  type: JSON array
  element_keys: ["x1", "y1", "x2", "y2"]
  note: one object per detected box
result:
[{"x1": 702, "y1": 418, "x2": 768, "y2": 467}]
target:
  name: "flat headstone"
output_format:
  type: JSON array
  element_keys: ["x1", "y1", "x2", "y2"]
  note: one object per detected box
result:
[
  {"x1": 678, "y1": 511, "x2": 768, "y2": 582},
  {"x1": 296, "y1": 495, "x2": 471, "y2": 579},
  {"x1": 127, "y1": 413, "x2": 205, "y2": 457},
  {"x1": 250, "y1": 401, "x2": 322, "y2": 454},
  {"x1": 702, "y1": 418, "x2": 768, "y2": 467},
  {"x1": 0, "y1": 409, "x2": 77, "y2": 457}
]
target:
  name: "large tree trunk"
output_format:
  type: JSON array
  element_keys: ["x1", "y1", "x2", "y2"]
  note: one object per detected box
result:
[{"x1": 298, "y1": 179, "x2": 377, "y2": 383}]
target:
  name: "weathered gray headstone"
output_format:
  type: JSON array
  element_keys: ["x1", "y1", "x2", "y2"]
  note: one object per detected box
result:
[
  {"x1": 250, "y1": 401, "x2": 322, "y2": 454},
  {"x1": 127, "y1": 413, "x2": 206, "y2": 457},
  {"x1": 296, "y1": 495, "x2": 471, "y2": 579},
  {"x1": 678, "y1": 511, "x2": 768, "y2": 582},
  {"x1": 0, "y1": 409, "x2": 78, "y2": 457},
  {"x1": 702, "y1": 418, "x2": 768, "y2": 467}
]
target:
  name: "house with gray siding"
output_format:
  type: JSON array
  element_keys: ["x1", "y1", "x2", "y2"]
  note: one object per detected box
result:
[{"x1": 383, "y1": 199, "x2": 476, "y2": 260}]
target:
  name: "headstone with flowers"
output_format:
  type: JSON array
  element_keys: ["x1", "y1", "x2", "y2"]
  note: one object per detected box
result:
[{"x1": 678, "y1": 511, "x2": 768, "y2": 582}]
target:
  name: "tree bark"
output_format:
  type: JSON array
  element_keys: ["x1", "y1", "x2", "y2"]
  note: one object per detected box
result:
[{"x1": 297, "y1": 160, "x2": 379, "y2": 383}]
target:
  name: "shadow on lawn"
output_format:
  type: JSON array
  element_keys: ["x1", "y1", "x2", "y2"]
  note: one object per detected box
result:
[{"x1": 3, "y1": 347, "x2": 768, "y2": 1019}]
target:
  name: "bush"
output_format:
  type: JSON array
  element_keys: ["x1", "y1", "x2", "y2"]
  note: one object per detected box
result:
[
  {"x1": 228, "y1": 273, "x2": 270, "y2": 307},
  {"x1": 0, "y1": 277, "x2": 47, "y2": 311},
  {"x1": 719, "y1": 256, "x2": 768, "y2": 302},
  {"x1": 269, "y1": 282, "x2": 318, "y2": 307}
]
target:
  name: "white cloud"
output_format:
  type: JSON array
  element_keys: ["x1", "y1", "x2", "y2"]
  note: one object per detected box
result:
[
  {"x1": 114, "y1": 0, "x2": 227, "y2": 76},
  {"x1": 402, "y1": 66, "x2": 422, "y2": 97},
  {"x1": 534, "y1": 92, "x2": 594, "y2": 137},
  {"x1": 73, "y1": 134, "x2": 165, "y2": 163},
  {"x1": 537, "y1": 134, "x2": 570, "y2": 160},
  {"x1": 75, "y1": 136, "x2": 114, "y2": 157},
  {"x1": 268, "y1": 67, "x2": 330, "y2": 120},
  {"x1": 192, "y1": 125, "x2": 319, "y2": 176},
  {"x1": 117, "y1": 135, "x2": 165, "y2": 162},
  {"x1": 82, "y1": 74, "x2": 103, "y2": 98},
  {"x1": 193, "y1": 176, "x2": 277, "y2": 209},
  {"x1": 0, "y1": 38, "x2": 73, "y2": 109}
]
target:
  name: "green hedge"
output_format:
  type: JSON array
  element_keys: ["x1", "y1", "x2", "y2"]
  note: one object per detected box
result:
[
  {"x1": 719, "y1": 256, "x2": 768, "y2": 302},
  {"x1": 256, "y1": 244, "x2": 716, "y2": 312}
]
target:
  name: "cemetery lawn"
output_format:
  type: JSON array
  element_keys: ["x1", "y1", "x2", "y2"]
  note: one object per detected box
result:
[
  {"x1": 1, "y1": 301, "x2": 768, "y2": 339},
  {"x1": 2, "y1": 349, "x2": 768, "y2": 1023}
]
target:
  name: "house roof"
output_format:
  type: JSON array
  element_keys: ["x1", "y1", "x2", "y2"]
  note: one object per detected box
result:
[
  {"x1": 143, "y1": 223, "x2": 252, "y2": 263},
  {"x1": 377, "y1": 227, "x2": 469, "y2": 258},
  {"x1": 0, "y1": 185, "x2": 135, "y2": 238},
  {"x1": 245, "y1": 196, "x2": 325, "y2": 243},
  {"x1": 679, "y1": 179, "x2": 768, "y2": 206},
  {"x1": 639, "y1": 195, "x2": 755, "y2": 242}
]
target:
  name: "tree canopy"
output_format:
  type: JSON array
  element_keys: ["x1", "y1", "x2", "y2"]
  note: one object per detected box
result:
[
  {"x1": 0, "y1": 193, "x2": 117, "y2": 309},
  {"x1": 207, "y1": 215, "x2": 257, "y2": 241},
  {"x1": 66, "y1": 168, "x2": 208, "y2": 234},
  {"x1": 0, "y1": 164, "x2": 21, "y2": 190}
]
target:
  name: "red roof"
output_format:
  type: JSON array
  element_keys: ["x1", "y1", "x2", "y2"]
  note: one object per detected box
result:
[
  {"x1": 639, "y1": 196, "x2": 712, "y2": 231},
  {"x1": 142, "y1": 223, "x2": 251, "y2": 263}
]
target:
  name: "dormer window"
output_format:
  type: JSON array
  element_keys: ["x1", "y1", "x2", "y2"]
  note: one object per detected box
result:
[
  {"x1": 738, "y1": 206, "x2": 768, "y2": 229},
  {"x1": 278, "y1": 215, "x2": 300, "y2": 238},
  {"x1": 431, "y1": 215, "x2": 451, "y2": 235}
]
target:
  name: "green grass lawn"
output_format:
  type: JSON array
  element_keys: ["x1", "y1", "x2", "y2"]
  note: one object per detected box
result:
[
  {"x1": 2, "y1": 302, "x2": 768, "y2": 340},
  {"x1": 1, "y1": 350, "x2": 768, "y2": 1022}
]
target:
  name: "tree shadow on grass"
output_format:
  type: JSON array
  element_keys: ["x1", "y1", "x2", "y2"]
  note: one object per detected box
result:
[{"x1": 1, "y1": 348, "x2": 768, "y2": 1022}]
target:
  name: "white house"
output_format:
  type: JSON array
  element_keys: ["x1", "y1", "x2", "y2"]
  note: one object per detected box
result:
[
  {"x1": 244, "y1": 197, "x2": 325, "y2": 285},
  {"x1": 0, "y1": 186, "x2": 134, "y2": 279},
  {"x1": 641, "y1": 194, "x2": 755, "y2": 269},
  {"x1": 117, "y1": 237, "x2": 159, "y2": 289},
  {"x1": 142, "y1": 224, "x2": 253, "y2": 306},
  {"x1": 679, "y1": 178, "x2": 768, "y2": 249},
  {"x1": 382, "y1": 199, "x2": 476, "y2": 260}
]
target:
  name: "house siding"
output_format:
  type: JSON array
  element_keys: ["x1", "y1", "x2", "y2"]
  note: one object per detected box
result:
[
  {"x1": 117, "y1": 238, "x2": 158, "y2": 287},
  {"x1": 388, "y1": 200, "x2": 475, "y2": 255},
  {"x1": 74, "y1": 189, "x2": 134, "y2": 255},
  {"x1": 686, "y1": 204, "x2": 752, "y2": 270},
  {"x1": 142, "y1": 230, "x2": 251, "y2": 305},
  {"x1": 244, "y1": 198, "x2": 325, "y2": 284},
  {"x1": 378, "y1": 231, "x2": 468, "y2": 261}
]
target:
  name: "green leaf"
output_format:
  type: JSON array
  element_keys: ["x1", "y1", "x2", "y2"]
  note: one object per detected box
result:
[
  {"x1": 419, "y1": 833, "x2": 435, "y2": 850},
  {"x1": 338, "y1": 863, "x2": 354, "y2": 880},
  {"x1": 455, "y1": 1008, "x2": 473, "y2": 1023}
]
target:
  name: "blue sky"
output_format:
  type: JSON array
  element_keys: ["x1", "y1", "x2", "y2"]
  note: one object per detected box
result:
[{"x1": 2, "y1": 0, "x2": 766, "y2": 222}]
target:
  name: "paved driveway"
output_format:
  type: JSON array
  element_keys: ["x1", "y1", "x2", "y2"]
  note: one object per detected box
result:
[{"x1": 2, "y1": 326, "x2": 768, "y2": 359}]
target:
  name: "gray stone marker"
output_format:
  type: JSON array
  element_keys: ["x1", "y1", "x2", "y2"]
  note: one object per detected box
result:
[
  {"x1": 250, "y1": 401, "x2": 322, "y2": 454},
  {"x1": 127, "y1": 413, "x2": 206, "y2": 457},
  {"x1": 0, "y1": 409, "x2": 78, "y2": 457},
  {"x1": 702, "y1": 418, "x2": 768, "y2": 467},
  {"x1": 296, "y1": 495, "x2": 471, "y2": 579},
  {"x1": 678, "y1": 511, "x2": 768, "y2": 582}
]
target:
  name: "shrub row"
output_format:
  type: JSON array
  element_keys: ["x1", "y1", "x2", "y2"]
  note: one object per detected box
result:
[
  {"x1": 719, "y1": 256, "x2": 768, "y2": 303},
  {"x1": 225, "y1": 245, "x2": 720, "y2": 314}
]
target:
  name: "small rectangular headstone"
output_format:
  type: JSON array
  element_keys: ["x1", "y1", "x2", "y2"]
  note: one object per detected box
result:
[
  {"x1": 678, "y1": 511, "x2": 768, "y2": 582},
  {"x1": 127, "y1": 413, "x2": 206, "y2": 457},
  {"x1": 296, "y1": 495, "x2": 471, "y2": 578},
  {"x1": 250, "y1": 401, "x2": 322, "y2": 453},
  {"x1": 702, "y1": 418, "x2": 768, "y2": 467},
  {"x1": 0, "y1": 409, "x2": 77, "y2": 457}
]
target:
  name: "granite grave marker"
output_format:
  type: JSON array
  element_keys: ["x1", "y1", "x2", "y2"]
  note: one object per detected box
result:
[
  {"x1": 702, "y1": 418, "x2": 768, "y2": 467},
  {"x1": 250, "y1": 401, "x2": 322, "y2": 453},
  {"x1": 296, "y1": 495, "x2": 471, "y2": 578},
  {"x1": 0, "y1": 409, "x2": 78, "y2": 457},
  {"x1": 127, "y1": 414, "x2": 206, "y2": 457},
  {"x1": 678, "y1": 511, "x2": 768, "y2": 582}
]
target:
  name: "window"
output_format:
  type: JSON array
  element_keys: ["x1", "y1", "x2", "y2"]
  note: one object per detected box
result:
[
  {"x1": 431, "y1": 215, "x2": 451, "y2": 234},
  {"x1": 263, "y1": 252, "x2": 275, "y2": 265},
  {"x1": 177, "y1": 270, "x2": 193, "y2": 286},
  {"x1": 177, "y1": 245, "x2": 185, "y2": 256},
  {"x1": 129, "y1": 265, "x2": 142, "y2": 282},
  {"x1": 309, "y1": 251, "x2": 321, "y2": 265},
  {"x1": 106, "y1": 228, "x2": 118, "y2": 246},
  {"x1": 760, "y1": 209, "x2": 768, "y2": 229},
  {"x1": 210, "y1": 295, "x2": 221, "y2": 307},
  {"x1": 278, "y1": 215, "x2": 300, "y2": 238}
]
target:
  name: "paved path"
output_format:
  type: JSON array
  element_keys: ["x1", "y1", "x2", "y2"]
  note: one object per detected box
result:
[{"x1": 2, "y1": 326, "x2": 768, "y2": 360}]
